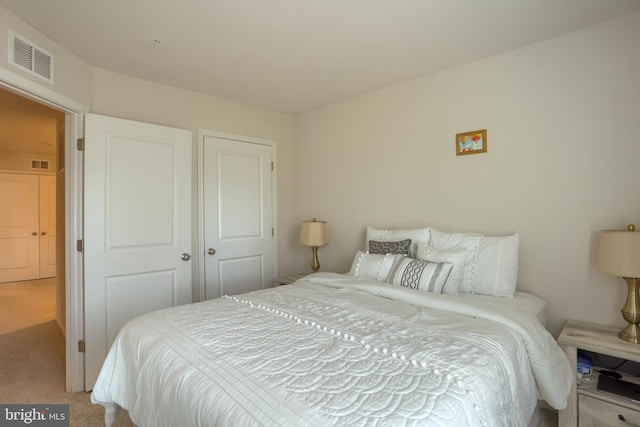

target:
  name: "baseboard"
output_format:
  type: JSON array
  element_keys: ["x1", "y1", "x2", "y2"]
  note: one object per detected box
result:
[{"x1": 55, "y1": 314, "x2": 66, "y2": 337}]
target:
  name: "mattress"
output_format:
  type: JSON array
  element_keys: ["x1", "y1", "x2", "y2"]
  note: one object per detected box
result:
[{"x1": 91, "y1": 272, "x2": 572, "y2": 427}]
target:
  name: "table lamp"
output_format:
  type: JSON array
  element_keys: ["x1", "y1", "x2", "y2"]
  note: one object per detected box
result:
[
  {"x1": 299, "y1": 218, "x2": 328, "y2": 273},
  {"x1": 597, "y1": 224, "x2": 640, "y2": 343}
]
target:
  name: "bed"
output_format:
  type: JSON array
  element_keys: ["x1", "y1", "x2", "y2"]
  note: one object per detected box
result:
[{"x1": 91, "y1": 227, "x2": 573, "y2": 427}]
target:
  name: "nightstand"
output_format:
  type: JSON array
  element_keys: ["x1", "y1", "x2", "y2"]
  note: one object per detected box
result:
[
  {"x1": 272, "y1": 273, "x2": 307, "y2": 287},
  {"x1": 558, "y1": 319, "x2": 640, "y2": 426}
]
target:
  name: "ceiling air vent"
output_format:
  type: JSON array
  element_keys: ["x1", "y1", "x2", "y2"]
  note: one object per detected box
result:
[{"x1": 9, "y1": 31, "x2": 54, "y2": 83}]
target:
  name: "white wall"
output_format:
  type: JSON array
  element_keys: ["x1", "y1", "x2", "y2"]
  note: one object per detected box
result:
[
  {"x1": 292, "y1": 11, "x2": 640, "y2": 336},
  {"x1": 0, "y1": 5, "x2": 94, "y2": 107}
]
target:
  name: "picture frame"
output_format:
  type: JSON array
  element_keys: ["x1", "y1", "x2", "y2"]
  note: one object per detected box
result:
[{"x1": 456, "y1": 129, "x2": 487, "y2": 156}]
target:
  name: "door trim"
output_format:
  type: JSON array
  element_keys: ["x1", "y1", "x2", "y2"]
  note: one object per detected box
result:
[
  {"x1": 0, "y1": 66, "x2": 88, "y2": 392},
  {"x1": 196, "y1": 129, "x2": 278, "y2": 302}
]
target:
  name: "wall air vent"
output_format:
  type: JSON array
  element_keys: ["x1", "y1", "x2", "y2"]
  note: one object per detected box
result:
[
  {"x1": 31, "y1": 159, "x2": 50, "y2": 170},
  {"x1": 9, "y1": 31, "x2": 54, "y2": 83}
]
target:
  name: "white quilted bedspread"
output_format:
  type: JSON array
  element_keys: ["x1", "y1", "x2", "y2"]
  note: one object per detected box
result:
[{"x1": 91, "y1": 273, "x2": 572, "y2": 427}]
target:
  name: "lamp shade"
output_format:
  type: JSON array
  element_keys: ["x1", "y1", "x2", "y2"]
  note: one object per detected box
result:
[
  {"x1": 598, "y1": 227, "x2": 640, "y2": 278},
  {"x1": 299, "y1": 218, "x2": 328, "y2": 247}
]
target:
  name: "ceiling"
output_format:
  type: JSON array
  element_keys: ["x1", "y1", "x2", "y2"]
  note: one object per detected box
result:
[{"x1": 1, "y1": 0, "x2": 640, "y2": 114}]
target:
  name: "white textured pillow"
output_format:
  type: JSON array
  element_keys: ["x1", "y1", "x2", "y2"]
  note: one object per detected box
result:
[
  {"x1": 415, "y1": 245, "x2": 473, "y2": 294},
  {"x1": 386, "y1": 257, "x2": 453, "y2": 294},
  {"x1": 349, "y1": 251, "x2": 399, "y2": 282},
  {"x1": 365, "y1": 226, "x2": 430, "y2": 258},
  {"x1": 472, "y1": 234, "x2": 519, "y2": 297},
  {"x1": 430, "y1": 228, "x2": 482, "y2": 251},
  {"x1": 430, "y1": 228, "x2": 519, "y2": 297},
  {"x1": 429, "y1": 228, "x2": 482, "y2": 293}
]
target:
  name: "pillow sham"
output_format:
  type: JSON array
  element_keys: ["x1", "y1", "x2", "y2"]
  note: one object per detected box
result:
[
  {"x1": 365, "y1": 226, "x2": 430, "y2": 258},
  {"x1": 349, "y1": 251, "x2": 399, "y2": 282},
  {"x1": 368, "y1": 239, "x2": 411, "y2": 256},
  {"x1": 429, "y1": 228, "x2": 519, "y2": 297},
  {"x1": 429, "y1": 228, "x2": 482, "y2": 251},
  {"x1": 429, "y1": 228, "x2": 481, "y2": 293},
  {"x1": 386, "y1": 257, "x2": 453, "y2": 294},
  {"x1": 472, "y1": 233, "x2": 519, "y2": 297},
  {"x1": 415, "y1": 244, "x2": 474, "y2": 294}
]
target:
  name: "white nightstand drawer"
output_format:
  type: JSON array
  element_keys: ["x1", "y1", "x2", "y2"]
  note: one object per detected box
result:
[{"x1": 579, "y1": 394, "x2": 640, "y2": 426}]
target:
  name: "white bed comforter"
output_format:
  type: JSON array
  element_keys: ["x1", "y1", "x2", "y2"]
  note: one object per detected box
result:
[{"x1": 91, "y1": 272, "x2": 572, "y2": 427}]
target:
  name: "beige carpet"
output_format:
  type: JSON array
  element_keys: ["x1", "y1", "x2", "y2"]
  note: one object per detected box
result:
[
  {"x1": 0, "y1": 278, "x2": 133, "y2": 427},
  {"x1": 0, "y1": 278, "x2": 558, "y2": 426}
]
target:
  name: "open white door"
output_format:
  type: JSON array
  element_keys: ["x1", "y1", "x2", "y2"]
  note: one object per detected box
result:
[
  {"x1": 84, "y1": 113, "x2": 192, "y2": 390},
  {"x1": 202, "y1": 135, "x2": 274, "y2": 299}
]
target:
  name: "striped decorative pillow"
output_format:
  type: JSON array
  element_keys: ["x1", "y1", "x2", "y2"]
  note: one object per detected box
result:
[
  {"x1": 415, "y1": 245, "x2": 473, "y2": 295},
  {"x1": 386, "y1": 257, "x2": 453, "y2": 294},
  {"x1": 349, "y1": 251, "x2": 399, "y2": 282}
]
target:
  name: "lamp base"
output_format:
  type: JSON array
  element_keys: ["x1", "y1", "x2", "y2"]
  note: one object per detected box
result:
[
  {"x1": 619, "y1": 324, "x2": 640, "y2": 344},
  {"x1": 619, "y1": 277, "x2": 640, "y2": 344},
  {"x1": 310, "y1": 246, "x2": 320, "y2": 273}
]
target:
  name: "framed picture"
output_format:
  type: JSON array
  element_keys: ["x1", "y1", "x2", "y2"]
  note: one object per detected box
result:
[{"x1": 456, "y1": 129, "x2": 487, "y2": 156}]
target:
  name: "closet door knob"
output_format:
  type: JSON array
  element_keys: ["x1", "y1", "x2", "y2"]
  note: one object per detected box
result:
[
  {"x1": 41, "y1": 231, "x2": 47, "y2": 236},
  {"x1": 31, "y1": 231, "x2": 37, "y2": 236},
  {"x1": 207, "y1": 248, "x2": 216, "y2": 255},
  {"x1": 181, "y1": 253, "x2": 191, "y2": 261}
]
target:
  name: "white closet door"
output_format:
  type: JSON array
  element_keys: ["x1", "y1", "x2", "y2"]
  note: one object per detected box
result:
[
  {"x1": 203, "y1": 135, "x2": 274, "y2": 299},
  {"x1": 0, "y1": 173, "x2": 39, "y2": 283},
  {"x1": 38, "y1": 174, "x2": 57, "y2": 278}
]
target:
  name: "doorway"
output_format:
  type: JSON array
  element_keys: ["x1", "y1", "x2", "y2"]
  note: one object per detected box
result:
[
  {"x1": 0, "y1": 86, "x2": 65, "y2": 387},
  {"x1": 0, "y1": 71, "x2": 86, "y2": 392}
]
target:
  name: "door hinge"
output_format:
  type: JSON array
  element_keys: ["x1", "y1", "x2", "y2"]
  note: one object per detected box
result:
[
  {"x1": 77, "y1": 138, "x2": 84, "y2": 151},
  {"x1": 78, "y1": 340, "x2": 85, "y2": 353},
  {"x1": 272, "y1": 227, "x2": 275, "y2": 237},
  {"x1": 271, "y1": 161, "x2": 274, "y2": 171},
  {"x1": 76, "y1": 239, "x2": 83, "y2": 252}
]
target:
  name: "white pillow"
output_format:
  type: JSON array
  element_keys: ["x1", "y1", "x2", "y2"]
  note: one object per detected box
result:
[
  {"x1": 429, "y1": 228, "x2": 482, "y2": 251},
  {"x1": 429, "y1": 228, "x2": 481, "y2": 292},
  {"x1": 415, "y1": 245, "x2": 473, "y2": 294},
  {"x1": 386, "y1": 257, "x2": 453, "y2": 294},
  {"x1": 349, "y1": 251, "x2": 399, "y2": 282},
  {"x1": 365, "y1": 226, "x2": 430, "y2": 258},
  {"x1": 472, "y1": 234, "x2": 519, "y2": 297},
  {"x1": 430, "y1": 228, "x2": 519, "y2": 297}
]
